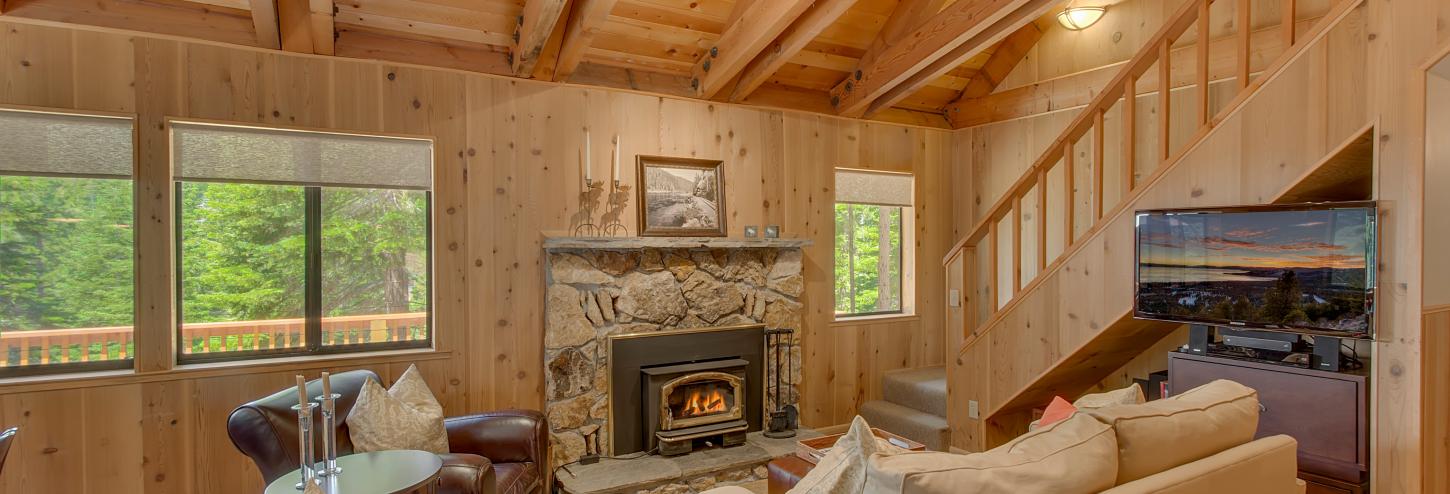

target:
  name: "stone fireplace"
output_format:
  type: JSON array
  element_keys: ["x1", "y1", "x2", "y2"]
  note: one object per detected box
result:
[{"x1": 542, "y1": 237, "x2": 807, "y2": 467}]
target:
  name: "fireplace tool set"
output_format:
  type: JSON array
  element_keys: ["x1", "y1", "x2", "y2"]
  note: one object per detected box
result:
[{"x1": 764, "y1": 328, "x2": 798, "y2": 439}]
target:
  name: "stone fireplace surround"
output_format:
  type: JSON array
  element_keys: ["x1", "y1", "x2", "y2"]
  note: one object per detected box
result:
[{"x1": 543, "y1": 237, "x2": 808, "y2": 470}]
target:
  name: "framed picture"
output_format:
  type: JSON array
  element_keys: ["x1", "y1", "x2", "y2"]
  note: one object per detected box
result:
[{"x1": 636, "y1": 155, "x2": 727, "y2": 237}]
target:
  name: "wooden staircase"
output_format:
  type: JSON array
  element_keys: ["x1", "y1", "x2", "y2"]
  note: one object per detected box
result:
[{"x1": 942, "y1": 0, "x2": 1370, "y2": 450}]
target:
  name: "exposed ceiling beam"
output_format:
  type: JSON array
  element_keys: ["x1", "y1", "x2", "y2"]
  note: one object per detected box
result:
[
  {"x1": 827, "y1": 0, "x2": 1051, "y2": 118},
  {"x1": 529, "y1": 3, "x2": 570, "y2": 81},
  {"x1": 952, "y1": 17, "x2": 1048, "y2": 102},
  {"x1": 729, "y1": 0, "x2": 860, "y2": 102},
  {"x1": 276, "y1": 0, "x2": 332, "y2": 54},
  {"x1": 335, "y1": 29, "x2": 513, "y2": 76},
  {"x1": 688, "y1": 0, "x2": 814, "y2": 100},
  {"x1": 861, "y1": 0, "x2": 1058, "y2": 117},
  {"x1": 871, "y1": 0, "x2": 951, "y2": 53},
  {"x1": 249, "y1": 0, "x2": 282, "y2": 49},
  {"x1": 552, "y1": 0, "x2": 618, "y2": 82},
  {"x1": 512, "y1": 0, "x2": 569, "y2": 76}
]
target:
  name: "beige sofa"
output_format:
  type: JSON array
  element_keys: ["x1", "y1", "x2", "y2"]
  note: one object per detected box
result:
[{"x1": 709, "y1": 379, "x2": 1306, "y2": 494}]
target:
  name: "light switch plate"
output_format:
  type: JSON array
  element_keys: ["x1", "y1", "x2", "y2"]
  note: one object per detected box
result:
[
  {"x1": 948, "y1": 289, "x2": 961, "y2": 307},
  {"x1": 968, "y1": 400, "x2": 980, "y2": 420}
]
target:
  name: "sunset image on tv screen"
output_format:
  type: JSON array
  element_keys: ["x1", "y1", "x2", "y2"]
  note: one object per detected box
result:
[{"x1": 1135, "y1": 207, "x2": 1374, "y2": 335}]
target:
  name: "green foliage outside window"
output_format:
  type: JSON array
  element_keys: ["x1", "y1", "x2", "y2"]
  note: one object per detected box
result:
[
  {"x1": 834, "y1": 203, "x2": 903, "y2": 316},
  {"x1": 0, "y1": 176, "x2": 134, "y2": 363}
]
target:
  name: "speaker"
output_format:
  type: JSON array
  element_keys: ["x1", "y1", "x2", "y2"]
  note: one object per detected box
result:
[
  {"x1": 1187, "y1": 325, "x2": 1211, "y2": 355},
  {"x1": 1312, "y1": 336, "x2": 1342, "y2": 372}
]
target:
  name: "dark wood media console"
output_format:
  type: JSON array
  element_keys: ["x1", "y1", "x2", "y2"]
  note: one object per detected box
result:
[{"x1": 1168, "y1": 351, "x2": 1369, "y2": 493}]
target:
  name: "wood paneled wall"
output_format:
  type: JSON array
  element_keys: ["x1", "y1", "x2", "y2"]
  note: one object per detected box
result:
[
  {"x1": 948, "y1": 0, "x2": 1450, "y2": 492},
  {"x1": 0, "y1": 18, "x2": 953, "y2": 493}
]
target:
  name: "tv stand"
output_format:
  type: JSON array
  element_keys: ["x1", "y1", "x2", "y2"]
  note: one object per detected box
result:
[{"x1": 1169, "y1": 351, "x2": 1369, "y2": 492}]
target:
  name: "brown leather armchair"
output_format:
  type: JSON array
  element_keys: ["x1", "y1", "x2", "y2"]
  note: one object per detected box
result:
[{"x1": 227, "y1": 370, "x2": 546, "y2": 494}]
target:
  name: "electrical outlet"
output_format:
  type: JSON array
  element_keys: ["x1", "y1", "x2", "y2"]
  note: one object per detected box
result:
[
  {"x1": 968, "y1": 400, "x2": 980, "y2": 420},
  {"x1": 948, "y1": 289, "x2": 961, "y2": 307}
]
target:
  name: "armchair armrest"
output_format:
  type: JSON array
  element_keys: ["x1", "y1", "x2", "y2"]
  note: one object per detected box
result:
[{"x1": 445, "y1": 409, "x2": 547, "y2": 465}]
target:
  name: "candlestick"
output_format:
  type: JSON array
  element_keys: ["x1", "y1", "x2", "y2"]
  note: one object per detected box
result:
[
  {"x1": 584, "y1": 129, "x2": 593, "y2": 183},
  {"x1": 612, "y1": 135, "x2": 621, "y2": 184},
  {"x1": 315, "y1": 372, "x2": 341, "y2": 477}
]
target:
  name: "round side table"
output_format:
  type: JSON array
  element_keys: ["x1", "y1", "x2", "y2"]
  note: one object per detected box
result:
[{"x1": 265, "y1": 450, "x2": 443, "y2": 494}]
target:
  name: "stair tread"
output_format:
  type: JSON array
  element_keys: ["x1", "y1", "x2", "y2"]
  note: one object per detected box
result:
[
  {"x1": 881, "y1": 366, "x2": 948, "y2": 417},
  {"x1": 858, "y1": 400, "x2": 950, "y2": 452}
]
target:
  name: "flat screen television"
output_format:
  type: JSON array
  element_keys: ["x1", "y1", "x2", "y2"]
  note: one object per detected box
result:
[{"x1": 1134, "y1": 202, "x2": 1376, "y2": 339}]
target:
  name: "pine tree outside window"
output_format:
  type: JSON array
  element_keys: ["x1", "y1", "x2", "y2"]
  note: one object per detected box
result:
[
  {"x1": 0, "y1": 108, "x2": 136, "y2": 376},
  {"x1": 834, "y1": 169, "x2": 914, "y2": 318},
  {"x1": 171, "y1": 121, "x2": 434, "y2": 363}
]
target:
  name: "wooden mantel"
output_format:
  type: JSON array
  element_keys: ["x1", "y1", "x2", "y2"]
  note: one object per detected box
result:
[{"x1": 542, "y1": 236, "x2": 813, "y2": 250}]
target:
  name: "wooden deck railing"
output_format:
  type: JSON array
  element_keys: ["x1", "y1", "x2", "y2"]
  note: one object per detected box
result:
[
  {"x1": 944, "y1": 0, "x2": 1335, "y2": 340},
  {"x1": 0, "y1": 312, "x2": 428, "y2": 367}
]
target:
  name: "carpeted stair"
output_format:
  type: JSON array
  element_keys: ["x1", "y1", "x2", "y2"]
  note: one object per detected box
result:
[{"x1": 858, "y1": 366, "x2": 950, "y2": 451}]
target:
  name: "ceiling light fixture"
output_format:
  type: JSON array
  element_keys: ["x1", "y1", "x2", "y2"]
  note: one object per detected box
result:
[{"x1": 1057, "y1": 6, "x2": 1107, "y2": 31}]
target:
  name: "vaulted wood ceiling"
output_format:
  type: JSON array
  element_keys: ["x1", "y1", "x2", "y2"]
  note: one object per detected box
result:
[{"x1": 0, "y1": 0, "x2": 1065, "y2": 128}]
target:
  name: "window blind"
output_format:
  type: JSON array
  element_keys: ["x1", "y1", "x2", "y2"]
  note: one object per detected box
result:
[
  {"x1": 0, "y1": 109, "x2": 133, "y2": 178},
  {"x1": 835, "y1": 169, "x2": 913, "y2": 207},
  {"x1": 172, "y1": 121, "x2": 433, "y2": 190}
]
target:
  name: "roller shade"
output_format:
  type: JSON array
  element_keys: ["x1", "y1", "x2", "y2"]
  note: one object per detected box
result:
[
  {"x1": 172, "y1": 121, "x2": 433, "y2": 189},
  {"x1": 0, "y1": 108, "x2": 133, "y2": 178},
  {"x1": 835, "y1": 169, "x2": 913, "y2": 207}
]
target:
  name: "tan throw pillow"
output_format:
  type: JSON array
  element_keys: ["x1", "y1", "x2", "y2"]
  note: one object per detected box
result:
[
  {"x1": 789, "y1": 416, "x2": 905, "y2": 494},
  {"x1": 345, "y1": 364, "x2": 450, "y2": 454},
  {"x1": 1086, "y1": 379, "x2": 1259, "y2": 485},
  {"x1": 1074, "y1": 382, "x2": 1146, "y2": 410},
  {"x1": 864, "y1": 413, "x2": 1118, "y2": 494}
]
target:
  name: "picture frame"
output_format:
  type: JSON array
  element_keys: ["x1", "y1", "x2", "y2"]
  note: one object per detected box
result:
[{"x1": 636, "y1": 155, "x2": 727, "y2": 237}]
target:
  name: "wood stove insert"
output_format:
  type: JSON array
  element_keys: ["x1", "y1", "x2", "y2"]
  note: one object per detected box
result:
[{"x1": 609, "y1": 325, "x2": 764, "y2": 457}]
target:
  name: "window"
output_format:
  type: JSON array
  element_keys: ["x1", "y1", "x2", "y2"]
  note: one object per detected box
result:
[
  {"x1": 173, "y1": 121, "x2": 433, "y2": 363},
  {"x1": 834, "y1": 169, "x2": 913, "y2": 318},
  {"x1": 0, "y1": 108, "x2": 136, "y2": 376}
]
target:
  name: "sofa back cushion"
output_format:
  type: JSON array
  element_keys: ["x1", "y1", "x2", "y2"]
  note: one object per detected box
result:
[
  {"x1": 864, "y1": 413, "x2": 1118, "y2": 493},
  {"x1": 1086, "y1": 379, "x2": 1260, "y2": 484}
]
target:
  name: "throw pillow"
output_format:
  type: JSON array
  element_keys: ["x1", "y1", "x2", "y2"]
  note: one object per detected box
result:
[
  {"x1": 345, "y1": 364, "x2": 450, "y2": 454},
  {"x1": 1037, "y1": 396, "x2": 1077, "y2": 427},
  {"x1": 1073, "y1": 382, "x2": 1145, "y2": 410},
  {"x1": 788, "y1": 416, "x2": 905, "y2": 493}
]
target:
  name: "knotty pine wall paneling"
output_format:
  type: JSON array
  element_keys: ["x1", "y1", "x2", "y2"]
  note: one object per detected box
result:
[{"x1": 0, "y1": 18, "x2": 953, "y2": 493}]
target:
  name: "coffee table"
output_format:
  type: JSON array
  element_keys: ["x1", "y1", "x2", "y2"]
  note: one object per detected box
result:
[{"x1": 264, "y1": 450, "x2": 443, "y2": 494}]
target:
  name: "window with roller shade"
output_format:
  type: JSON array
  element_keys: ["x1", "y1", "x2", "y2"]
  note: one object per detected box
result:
[
  {"x1": 0, "y1": 108, "x2": 136, "y2": 376},
  {"x1": 833, "y1": 169, "x2": 913, "y2": 318},
  {"x1": 172, "y1": 121, "x2": 433, "y2": 363}
]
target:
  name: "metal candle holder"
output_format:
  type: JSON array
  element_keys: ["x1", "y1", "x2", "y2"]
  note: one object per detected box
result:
[
  {"x1": 291, "y1": 402, "x2": 319, "y2": 490},
  {"x1": 314, "y1": 393, "x2": 343, "y2": 476}
]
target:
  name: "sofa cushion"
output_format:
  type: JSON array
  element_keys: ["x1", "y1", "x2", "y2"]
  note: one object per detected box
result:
[
  {"x1": 1086, "y1": 379, "x2": 1260, "y2": 484},
  {"x1": 864, "y1": 412, "x2": 1118, "y2": 493}
]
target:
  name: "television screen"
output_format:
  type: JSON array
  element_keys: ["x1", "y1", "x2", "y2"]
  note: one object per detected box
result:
[{"x1": 1134, "y1": 202, "x2": 1376, "y2": 338}]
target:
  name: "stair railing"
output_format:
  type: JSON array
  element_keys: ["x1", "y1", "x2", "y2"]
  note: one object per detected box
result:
[{"x1": 943, "y1": 0, "x2": 1319, "y2": 343}]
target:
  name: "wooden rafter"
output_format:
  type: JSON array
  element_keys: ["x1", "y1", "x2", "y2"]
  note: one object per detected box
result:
[
  {"x1": 512, "y1": 0, "x2": 569, "y2": 77},
  {"x1": 552, "y1": 0, "x2": 618, "y2": 82},
  {"x1": 276, "y1": 0, "x2": 332, "y2": 54},
  {"x1": 729, "y1": 0, "x2": 860, "y2": 102},
  {"x1": 250, "y1": 0, "x2": 282, "y2": 49},
  {"x1": 857, "y1": 0, "x2": 1057, "y2": 117},
  {"x1": 827, "y1": 0, "x2": 1051, "y2": 118},
  {"x1": 948, "y1": 17, "x2": 1048, "y2": 106},
  {"x1": 689, "y1": 0, "x2": 814, "y2": 99}
]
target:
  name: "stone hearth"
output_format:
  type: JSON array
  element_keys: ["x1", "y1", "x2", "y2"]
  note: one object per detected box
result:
[{"x1": 543, "y1": 237, "x2": 809, "y2": 468}]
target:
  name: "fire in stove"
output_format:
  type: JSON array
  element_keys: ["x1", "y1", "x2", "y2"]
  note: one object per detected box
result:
[{"x1": 679, "y1": 387, "x2": 729, "y2": 418}]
